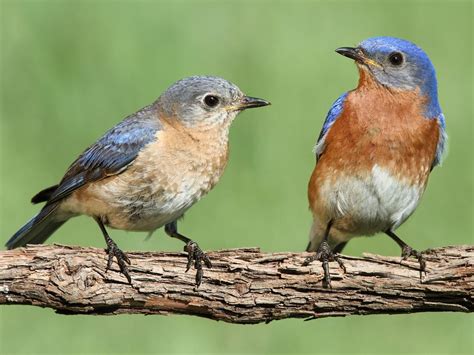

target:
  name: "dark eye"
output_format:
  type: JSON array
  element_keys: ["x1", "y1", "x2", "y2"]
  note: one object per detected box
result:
[
  {"x1": 388, "y1": 52, "x2": 404, "y2": 66},
  {"x1": 203, "y1": 95, "x2": 220, "y2": 107}
]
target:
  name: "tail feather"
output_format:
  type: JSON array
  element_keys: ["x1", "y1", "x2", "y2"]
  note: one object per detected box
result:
[
  {"x1": 31, "y1": 184, "x2": 59, "y2": 204},
  {"x1": 6, "y1": 203, "x2": 66, "y2": 249}
]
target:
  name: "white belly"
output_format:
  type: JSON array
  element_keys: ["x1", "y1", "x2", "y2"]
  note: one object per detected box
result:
[
  {"x1": 62, "y1": 164, "x2": 224, "y2": 232},
  {"x1": 99, "y1": 172, "x2": 217, "y2": 231},
  {"x1": 323, "y1": 165, "x2": 423, "y2": 238}
]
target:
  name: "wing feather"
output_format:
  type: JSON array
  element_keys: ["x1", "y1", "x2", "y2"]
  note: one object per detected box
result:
[
  {"x1": 313, "y1": 92, "x2": 348, "y2": 161},
  {"x1": 46, "y1": 105, "x2": 161, "y2": 204},
  {"x1": 431, "y1": 112, "x2": 447, "y2": 169}
]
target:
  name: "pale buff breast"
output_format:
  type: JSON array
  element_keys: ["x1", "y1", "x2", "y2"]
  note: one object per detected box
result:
[{"x1": 61, "y1": 120, "x2": 230, "y2": 231}]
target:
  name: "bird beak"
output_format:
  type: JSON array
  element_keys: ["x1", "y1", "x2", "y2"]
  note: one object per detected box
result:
[
  {"x1": 335, "y1": 47, "x2": 382, "y2": 68},
  {"x1": 235, "y1": 96, "x2": 271, "y2": 110}
]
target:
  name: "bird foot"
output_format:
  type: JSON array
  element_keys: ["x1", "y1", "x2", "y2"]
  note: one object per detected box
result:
[
  {"x1": 105, "y1": 239, "x2": 131, "y2": 284},
  {"x1": 401, "y1": 245, "x2": 426, "y2": 281},
  {"x1": 303, "y1": 240, "x2": 346, "y2": 288},
  {"x1": 184, "y1": 241, "x2": 212, "y2": 287}
]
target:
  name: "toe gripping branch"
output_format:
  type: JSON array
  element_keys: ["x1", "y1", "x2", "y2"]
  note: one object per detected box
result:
[
  {"x1": 184, "y1": 241, "x2": 212, "y2": 287},
  {"x1": 105, "y1": 235, "x2": 132, "y2": 283},
  {"x1": 95, "y1": 217, "x2": 132, "y2": 284},
  {"x1": 94, "y1": 217, "x2": 211, "y2": 286},
  {"x1": 303, "y1": 240, "x2": 346, "y2": 288},
  {"x1": 165, "y1": 221, "x2": 212, "y2": 287},
  {"x1": 401, "y1": 244, "x2": 426, "y2": 281},
  {"x1": 303, "y1": 220, "x2": 346, "y2": 288},
  {"x1": 386, "y1": 230, "x2": 426, "y2": 281}
]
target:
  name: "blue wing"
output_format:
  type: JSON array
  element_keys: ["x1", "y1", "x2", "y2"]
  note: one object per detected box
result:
[
  {"x1": 431, "y1": 112, "x2": 447, "y2": 169},
  {"x1": 47, "y1": 105, "x2": 162, "y2": 204},
  {"x1": 314, "y1": 92, "x2": 348, "y2": 160}
]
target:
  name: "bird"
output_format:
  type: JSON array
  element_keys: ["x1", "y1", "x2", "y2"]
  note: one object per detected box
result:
[
  {"x1": 305, "y1": 37, "x2": 447, "y2": 288},
  {"x1": 6, "y1": 75, "x2": 270, "y2": 286}
]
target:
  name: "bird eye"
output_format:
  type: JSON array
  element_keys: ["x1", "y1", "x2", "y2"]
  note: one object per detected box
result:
[
  {"x1": 203, "y1": 95, "x2": 220, "y2": 108},
  {"x1": 388, "y1": 52, "x2": 404, "y2": 66}
]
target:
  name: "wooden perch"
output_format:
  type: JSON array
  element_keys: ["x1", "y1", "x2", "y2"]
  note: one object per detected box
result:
[{"x1": 0, "y1": 244, "x2": 472, "y2": 323}]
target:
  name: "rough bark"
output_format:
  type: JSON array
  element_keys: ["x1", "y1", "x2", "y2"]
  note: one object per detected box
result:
[{"x1": 0, "y1": 244, "x2": 472, "y2": 324}]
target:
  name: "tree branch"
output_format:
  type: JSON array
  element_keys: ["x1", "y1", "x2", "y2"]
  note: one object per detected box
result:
[{"x1": 0, "y1": 244, "x2": 472, "y2": 323}]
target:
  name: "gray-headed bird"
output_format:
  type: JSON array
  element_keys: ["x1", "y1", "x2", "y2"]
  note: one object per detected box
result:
[{"x1": 6, "y1": 75, "x2": 270, "y2": 286}]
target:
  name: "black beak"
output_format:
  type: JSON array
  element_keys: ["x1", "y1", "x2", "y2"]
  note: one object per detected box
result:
[
  {"x1": 238, "y1": 96, "x2": 271, "y2": 110},
  {"x1": 335, "y1": 47, "x2": 365, "y2": 62}
]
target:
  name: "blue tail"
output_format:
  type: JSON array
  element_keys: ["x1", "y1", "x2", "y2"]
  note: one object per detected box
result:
[{"x1": 6, "y1": 203, "x2": 67, "y2": 249}]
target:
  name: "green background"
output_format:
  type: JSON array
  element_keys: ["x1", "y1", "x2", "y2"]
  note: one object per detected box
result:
[{"x1": 1, "y1": 0, "x2": 472, "y2": 354}]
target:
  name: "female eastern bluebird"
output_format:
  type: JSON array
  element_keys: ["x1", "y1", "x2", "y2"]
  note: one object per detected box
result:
[
  {"x1": 306, "y1": 37, "x2": 447, "y2": 287},
  {"x1": 6, "y1": 76, "x2": 270, "y2": 286}
]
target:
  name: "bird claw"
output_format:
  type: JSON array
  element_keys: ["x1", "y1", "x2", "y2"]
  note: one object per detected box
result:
[
  {"x1": 105, "y1": 241, "x2": 131, "y2": 284},
  {"x1": 183, "y1": 241, "x2": 212, "y2": 287},
  {"x1": 401, "y1": 245, "x2": 426, "y2": 281},
  {"x1": 303, "y1": 240, "x2": 345, "y2": 288}
]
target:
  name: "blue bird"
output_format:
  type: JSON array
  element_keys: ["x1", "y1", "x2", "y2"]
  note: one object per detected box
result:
[
  {"x1": 306, "y1": 37, "x2": 446, "y2": 287},
  {"x1": 6, "y1": 76, "x2": 270, "y2": 286}
]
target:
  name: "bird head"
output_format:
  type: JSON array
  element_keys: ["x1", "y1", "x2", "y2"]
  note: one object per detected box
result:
[
  {"x1": 336, "y1": 37, "x2": 441, "y2": 117},
  {"x1": 156, "y1": 76, "x2": 270, "y2": 128}
]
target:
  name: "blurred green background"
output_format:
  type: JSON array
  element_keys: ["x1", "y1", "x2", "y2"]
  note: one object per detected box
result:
[{"x1": 1, "y1": 0, "x2": 472, "y2": 354}]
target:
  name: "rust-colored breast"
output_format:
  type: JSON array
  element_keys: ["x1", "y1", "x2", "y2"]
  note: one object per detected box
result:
[{"x1": 308, "y1": 74, "x2": 440, "y2": 212}]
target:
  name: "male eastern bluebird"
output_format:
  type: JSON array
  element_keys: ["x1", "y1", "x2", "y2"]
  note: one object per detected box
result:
[
  {"x1": 305, "y1": 37, "x2": 446, "y2": 287},
  {"x1": 6, "y1": 75, "x2": 270, "y2": 286}
]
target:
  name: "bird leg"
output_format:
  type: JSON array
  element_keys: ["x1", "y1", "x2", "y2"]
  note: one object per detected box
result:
[
  {"x1": 165, "y1": 221, "x2": 212, "y2": 287},
  {"x1": 303, "y1": 221, "x2": 346, "y2": 288},
  {"x1": 94, "y1": 217, "x2": 131, "y2": 283},
  {"x1": 386, "y1": 230, "x2": 426, "y2": 281}
]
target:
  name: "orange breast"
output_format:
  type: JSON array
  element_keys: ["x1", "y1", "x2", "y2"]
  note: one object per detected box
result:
[{"x1": 308, "y1": 75, "x2": 440, "y2": 213}]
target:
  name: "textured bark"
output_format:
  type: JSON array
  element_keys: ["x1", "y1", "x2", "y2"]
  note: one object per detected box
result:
[{"x1": 0, "y1": 244, "x2": 472, "y2": 323}]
